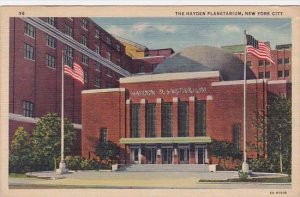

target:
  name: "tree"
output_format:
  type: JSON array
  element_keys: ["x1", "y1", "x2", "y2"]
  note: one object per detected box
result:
[
  {"x1": 9, "y1": 127, "x2": 34, "y2": 173},
  {"x1": 208, "y1": 140, "x2": 242, "y2": 169},
  {"x1": 31, "y1": 113, "x2": 77, "y2": 171},
  {"x1": 96, "y1": 140, "x2": 120, "y2": 165},
  {"x1": 253, "y1": 95, "x2": 291, "y2": 173}
]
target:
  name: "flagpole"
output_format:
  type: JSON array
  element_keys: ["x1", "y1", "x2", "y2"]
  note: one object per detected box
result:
[
  {"x1": 242, "y1": 30, "x2": 249, "y2": 173},
  {"x1": 57, "y1": 50, "x2": 67, "y2": 174}
]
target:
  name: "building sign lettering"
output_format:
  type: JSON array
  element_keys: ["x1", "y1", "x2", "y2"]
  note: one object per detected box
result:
[{"x1": 130, "y1": 87, "x2": 207, "y2": 97}]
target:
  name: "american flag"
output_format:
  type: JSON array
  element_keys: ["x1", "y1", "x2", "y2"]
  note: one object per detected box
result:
[
  {"x1": 64, "y1": 63, "x2": 84, "y2": 85},
  {"x1": 246, "y1": 34, "x2": 275, "y2": 64}
]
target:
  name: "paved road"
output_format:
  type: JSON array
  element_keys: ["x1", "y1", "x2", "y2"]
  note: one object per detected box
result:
[{"x1": 9, "y1": 171, "x2": 291, "y2": 189}]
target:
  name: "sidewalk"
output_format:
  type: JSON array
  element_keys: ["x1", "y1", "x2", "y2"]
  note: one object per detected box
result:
[{"x1": 9, "y1": 170, "x2": 291, "y2": 189}]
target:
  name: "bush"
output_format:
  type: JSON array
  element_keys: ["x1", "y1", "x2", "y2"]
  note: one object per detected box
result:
[
  {"x1": 9, "y1": 127, "x2": 34, "y2": 173},
  {"x1": 238, "y1": 171, "x2": 249, "y2": 181},
  {"x1": 249, "y1": 158, "x2": 280, "y2": 173},
  {"x1": 65, "y1": 156, "x2": 100, "y2": 170}
]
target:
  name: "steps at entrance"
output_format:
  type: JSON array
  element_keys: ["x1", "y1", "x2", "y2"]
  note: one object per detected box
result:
[{"x1": 118, "y1": 164, "x2": 209, "y2": 172}]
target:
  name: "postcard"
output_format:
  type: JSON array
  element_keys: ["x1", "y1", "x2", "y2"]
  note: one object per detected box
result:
[{"x1": 0, "y1": 5, "x2": 299, "y2": 197}]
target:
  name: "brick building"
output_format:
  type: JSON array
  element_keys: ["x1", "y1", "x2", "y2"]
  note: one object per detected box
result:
[
  {"x1": 81, "y1": 46, "x2": 291, "y2": 166},
  {"x1": 222, "y1": 43, "x2": 292, "y2": 81},
  {"x1": 9, "y1": 17, "x2": 174, "y2": 154},
  {"x1": 9, "y1": 17, "x2": 131, "y2": 154}
]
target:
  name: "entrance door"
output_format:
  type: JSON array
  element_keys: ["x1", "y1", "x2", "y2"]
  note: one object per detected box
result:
[
  {"x1": 146, "y1": 148, "x2": 157, "y2": 164},
  {"x1": 179, "y1": 148, "x2": 189, "y2": 164},
  {"x1": 162, "y1": 148, "x2": 172, "y2": 164},
  {"x1": 131, "y1": 148, "x2": 140, "y2": 164},
  {"x1": 197, "y1": 147, "x2": 205, "y2": 164}
]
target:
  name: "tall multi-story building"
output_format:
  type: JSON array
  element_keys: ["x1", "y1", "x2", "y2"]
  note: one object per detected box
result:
[
  {"x1": 222, "y1": 44, "x2": 292, "y2": 81},
  {"x1": 9, "y1": 17, "x2": 174, "y2": 154},
  {"x1": 9, "y1": 17, "x2": 133, "y2": 153}
]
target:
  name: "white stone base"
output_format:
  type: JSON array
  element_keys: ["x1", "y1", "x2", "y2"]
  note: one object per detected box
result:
[
  {"x1": 56, "y1": 161, "x2": 68, "y2": 174},
  {"x1": 242, "y1": 162, "x2": 249, "y2": 173}
]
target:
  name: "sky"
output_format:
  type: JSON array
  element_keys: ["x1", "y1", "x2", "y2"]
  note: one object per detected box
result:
[{"x1": 92, "y1": 17, "x2": 291, "y2": 51}]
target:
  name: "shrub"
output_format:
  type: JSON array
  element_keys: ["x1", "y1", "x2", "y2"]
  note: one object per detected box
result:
[
  {"x1": 65, "y1": 156, "x2": 100, "y2": 170},
  {"x1": 238, "y1": 171, "x2": 249, "y2": 181},
  {"x1": 249, "y1": 158, "x2": 280, "y2": 173}
]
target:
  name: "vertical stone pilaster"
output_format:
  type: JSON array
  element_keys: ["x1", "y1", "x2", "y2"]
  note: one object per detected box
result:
[
  {"x1": 140, "y1": 99, "x2": 146, "y2": 138},
  {"x1": 172, "y1": 97, "x2": 178, "y2": 137},
  {"x1": 206, "y1": 95, "x2": 213, "y2": 136},
  {"x1": 126, "y1": 99, "x2": 131, "y2": 138},
  {"x1": 189, "y1": 96, "x2": 195, "y2": 137},
  {"x1": 156, "y1": 98, "x2": 162, "y2": 137}
]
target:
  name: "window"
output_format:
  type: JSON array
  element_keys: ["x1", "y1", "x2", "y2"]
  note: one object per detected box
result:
[
  {"x1": 84, "y1": 70, "x2": 88, "y2": 83},
  {"x1": 265, "y1": 60, "x2": 270, "y2": 66},
  {"x1": 284, "y1": 70, "x2": 290, "y2": 77},
  {"x1": 65, "y1": 25, "x2": 73, "y2": 37},
  {"x1": 277, "y1": 58, "x2": 283, "y2": 65},
  {"x1": 195, "y1": 101, "x2": 206, "y2": 136},
  {"x1": 107, "y1": 68, "x2": 112, "y2": 76},
  {"x1": 95, "y1": 29, "x2": 100, "y2": 38},
  {"x1": 284, "y1": 58, "x2": 290, "y2": 64},
  {"x1": 232, "y1": 124, "x2": 241, "y2": 151},
  {"x1": 81, "y1": 35, "x2": 88, "y2": 46},
  {"x1": 140, "y1": 65, "x2": 145, "y2": 73},
  {"x1": 47, "y1": 35, "x2": 56, "y2": 48},
  {"x1": 24, "y1": 22, "x2": 35, "y2": 38},
  {"x1": 106, "y1": 36, "x2": 112, "y2": 44},
  {"x1": 23, "y1": 101, "x2": 34, "y2": 117},
  {"x1": 161, "y1": 103, "x2": 173, "y2": 137},
  {"x1": 24, "y1": 43, "x2": 35, "y2": 60},
  {"x1": 95, "y1": 44, "x2": 100, "y2": 54},
  {"x1": 64, "y1": 45, "x2": 73, "y2": 67},
  {"x1": 178, "y1": 101, "x2": 189, "y2": 137},
  {"x1": 130, "y1": 104, "x2": 140, "y2": 137},
  {"x1": 258, "y1": 60, "x2": 264, "y2": 66},
  {"x1": 146, "y1": 103, "x2": 156, "y2": 137},
  {"x1": 265, "y1": 71, "x2": 270, "y2": 79},
  {"x1": 81, "y1": 18, "x2": 88, "y2": 30},
  {"x1": 95, "y1": 75, "x2": 100, "y2": 87},
  {"x1": 258, "y1": 72, "x2": 264, "y2": 79},
  {"x1": 46, "y1": 17, "x2": 56, "y2": 26},
  {"x1": 246, "y1": 61, "x2": 252, "y2": 67},
  {"x1": 95, "y1": 62, "x2": 101, "y2": 71},
  {"x1": 81, "y1": 53, "x2": 88, "y2": 65},
  {"x1": 46, "y1": 54, "x2": 56, "y2": 69},
  {"x1": 100, "y1": 128, "x2": 107, "y2": 143},
  {"x1": 116, "y1": 58, "x2": 121, "y2": 66},
  {"x1": 278, "y1": 70, "x2": 283, "y2": 78},
  {"x1": 107, "y1": 52, "x2": 111, "y2": 61},
  {"x1": 116, "y1": 44, "x2": 121, "y2": 52}
]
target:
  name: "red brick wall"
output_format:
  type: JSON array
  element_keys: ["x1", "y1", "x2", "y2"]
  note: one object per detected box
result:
[
  {"x1": 235, "y1": 49, "x2": 291, "y2": 81},
  {"x1": 81, "y1": 89, "x2": 126, "y2": 159}
]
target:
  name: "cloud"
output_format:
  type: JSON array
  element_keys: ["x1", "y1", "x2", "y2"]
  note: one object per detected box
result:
[
  {"x1": 131, "y1": 23, "x2": 153, "y2": 33},
  {"x1": 156, "y1": 25, "x2": 177, "y2": 33},
  {"x1": 106, "y1": 26, "x2": 126, "y2": 36},
  {"x1": 222, "y1": 25, "x2": 241, "y2": 33},
  {"x1": 130, "y1": 23, "x2": 178, "y2": 34}
]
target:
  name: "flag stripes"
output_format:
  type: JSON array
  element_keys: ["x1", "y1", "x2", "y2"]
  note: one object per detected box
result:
[
  {"x1": 246, "y1": 35, "x2": 275, "y2": 65},
  {"x1": 64, "y1": 63, "x2": 84, "y2": 85}
]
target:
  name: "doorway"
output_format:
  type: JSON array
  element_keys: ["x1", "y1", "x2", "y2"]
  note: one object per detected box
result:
[
  {"x1": 162, "y1": 148, "x2": 172, "y2": 164},
  {"x1": 146, "y1": 147, "x2": 157, "y2": 164},
  {"x1": 179, "y1": 148, "x2": 190, "y2": 164}
]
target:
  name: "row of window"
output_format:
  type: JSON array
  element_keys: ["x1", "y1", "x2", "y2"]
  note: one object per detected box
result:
[
  {"x1": 130, "y1": 101, "x2": 206, "y2": 138},
  {"x1": 25, "y1": 21, "x2": 121, "y2": 66},
  {"x1": 258, "y1": 70, "x2": 290, "y2": 79},
  {"x1": 247, "y1": 57, "x2": 290, "y2": 67}
]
